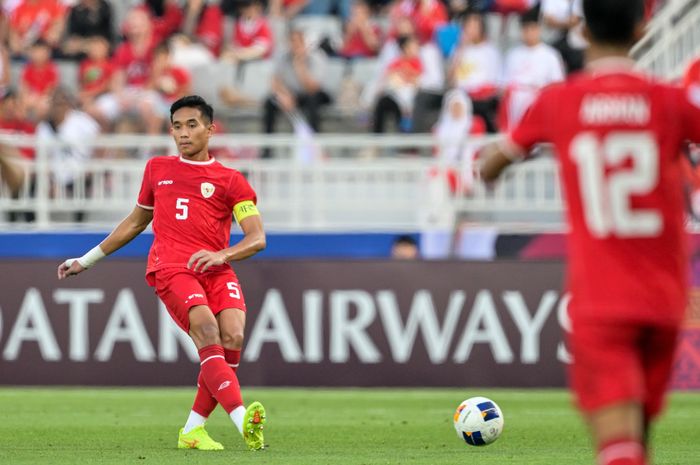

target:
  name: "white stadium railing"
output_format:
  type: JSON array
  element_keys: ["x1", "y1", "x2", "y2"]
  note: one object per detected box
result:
[
  {"x1": 0, "y1": 134, "x2": 565, "y2": 232},
  {"x1": 633, "y1": 0, "x2": 700, "y2": 79}
]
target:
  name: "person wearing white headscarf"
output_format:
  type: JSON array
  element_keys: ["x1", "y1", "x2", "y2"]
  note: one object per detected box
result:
[{"x1": 421, "y1": 88, "x2": 474, "y2": 259}]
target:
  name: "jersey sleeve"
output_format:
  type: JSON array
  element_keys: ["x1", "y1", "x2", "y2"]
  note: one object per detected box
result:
[
  {"x1": 136, "y1": 159, "x2": 154, "y2": 210},
  {"x1": 682, "y1": 84, "x2": 700, "y2": 142},
  {"x1": 507, "y1": 87, "x2": 554, "y2": 158},
  {"x1": 227, "y1": 171, "x2": 257, "y2": 206}
]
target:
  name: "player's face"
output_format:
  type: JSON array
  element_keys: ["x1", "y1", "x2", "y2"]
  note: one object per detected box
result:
[{"x1": 170, "y1": 107, "x2": 213, "y2": 159}]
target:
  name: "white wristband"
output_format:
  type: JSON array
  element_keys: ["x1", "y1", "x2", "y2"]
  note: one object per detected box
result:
[{"x1": 66, "y1": 245, "x2": 106, "y2": 269}]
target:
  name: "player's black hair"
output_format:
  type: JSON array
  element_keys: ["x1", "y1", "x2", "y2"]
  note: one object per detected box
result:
[
  {"x1": 583, "y1": 0, "x2": 645, "y2": 45},
  {"x1": 170, "y1": 95, "x2": 214, "y2": 124}
]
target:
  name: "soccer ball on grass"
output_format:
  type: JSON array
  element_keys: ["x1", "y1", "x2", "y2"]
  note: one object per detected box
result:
[{"x1": 453, "y1": 396, "x2": 504, "y2": 446}]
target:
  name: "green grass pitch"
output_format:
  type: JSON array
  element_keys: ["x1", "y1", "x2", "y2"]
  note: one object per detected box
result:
[{"x1": 1, "y1": 387, "x2": 698, "y2": 464}]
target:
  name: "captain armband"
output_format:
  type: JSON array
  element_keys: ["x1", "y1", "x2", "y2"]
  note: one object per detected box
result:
[{"x1": 233, "y1": 200, "x2": 260, "y2": 223}]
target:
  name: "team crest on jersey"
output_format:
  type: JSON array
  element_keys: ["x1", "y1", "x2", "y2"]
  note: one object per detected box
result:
[{"x1": 200, "y1": 182, "x2": 215, "y2": 198}]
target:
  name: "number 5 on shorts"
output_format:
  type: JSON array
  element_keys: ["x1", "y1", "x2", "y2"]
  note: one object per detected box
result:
[{"x1": 227, "y1": 282, "x2": 240, "y2": 299}]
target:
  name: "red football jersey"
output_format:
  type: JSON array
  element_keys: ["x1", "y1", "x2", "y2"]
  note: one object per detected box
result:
[
  {"x1": 137, "y1": 155, "x2": 257, "y2": 274},
  {"x1": 509, "y1": 58, "x2": 700, "y2": 324}
]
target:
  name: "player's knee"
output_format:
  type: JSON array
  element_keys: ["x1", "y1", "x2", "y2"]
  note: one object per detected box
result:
[
  {"x1": 190, "y1": 322, "x2": 221, "y2": 347},
  {"x1": 221, "y1": 330, "x2": 244, "y2": 350}
]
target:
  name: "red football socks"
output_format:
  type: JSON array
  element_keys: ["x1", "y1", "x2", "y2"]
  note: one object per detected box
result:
[
  {"x1": 224, "y1": 348, "x2": 241, "y2": 372},
  {"x1": 598, "y1": 438, "x2": 646, "y2": 465},
  {"x1": 197, "y1": 344, "x2": 243, "y2": 414},
  {"x1": 192, "y1": 348, "x2": 242, "y2": 417}
]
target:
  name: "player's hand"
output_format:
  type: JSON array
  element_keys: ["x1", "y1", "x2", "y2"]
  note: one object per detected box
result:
[
  {"x1": 57, "y1": 259, "x2": 86, "y2": 280},
  {"x1": 188, "y1": 249, "x2": 227, "y2": 273}
]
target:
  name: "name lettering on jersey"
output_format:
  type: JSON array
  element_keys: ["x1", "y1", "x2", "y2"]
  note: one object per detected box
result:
[
  {"x1": 201, "y1": 182, "x2": 215, "y2": 199},
  {"x1": 158, "y1": 180, "x2": 174, "y2": 186},
  {"x1": 580, "y1": 94, "x2": 650, "y2": 126}
]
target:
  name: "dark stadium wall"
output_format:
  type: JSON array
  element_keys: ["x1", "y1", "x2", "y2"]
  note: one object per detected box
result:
[{"x1": 0, "y1": 259, "x2": 698, "y2": 388}]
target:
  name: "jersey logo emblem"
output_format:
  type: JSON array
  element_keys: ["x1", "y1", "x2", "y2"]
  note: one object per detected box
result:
[{"x1": 200, "y1": 182, "x2": 215, "y2": 198}]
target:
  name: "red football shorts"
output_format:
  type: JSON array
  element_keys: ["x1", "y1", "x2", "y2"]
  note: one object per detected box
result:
[
  {"x1": 150, "y1": 267, "x2": 247, "y2": 333},
  {"x1": 569, "y1": 318, "x2": 680, "y2": 419}
]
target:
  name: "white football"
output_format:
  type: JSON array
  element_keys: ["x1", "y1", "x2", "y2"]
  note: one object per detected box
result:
[{"x1": 453, "y1": 396, "x2": 504, "y2": 446}]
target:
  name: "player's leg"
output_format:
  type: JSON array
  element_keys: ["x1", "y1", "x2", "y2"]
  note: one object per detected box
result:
[
  {"x1": 216, "y1": 307, "x2": 266, "y2": 450},
  {"x1": 639, "y1": 325, "x2": 681, "y2": 455},
  {"x1": 207, "y1": 270, "x2": 266, "y2": 450},
  {"x1": 570, "y1": 319, "x2": 647, "y2": 465},
  {"x1": 153, "y1": 269, "x2": 227, "y2": 451}
]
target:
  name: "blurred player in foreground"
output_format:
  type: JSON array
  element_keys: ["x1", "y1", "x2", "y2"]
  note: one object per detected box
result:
[
  {"x1": 57, "y1": 95, "x2": 268, "y2": 451},
  {"x1": 480, "y1": 1, "x2": 700, "y2": 464}
]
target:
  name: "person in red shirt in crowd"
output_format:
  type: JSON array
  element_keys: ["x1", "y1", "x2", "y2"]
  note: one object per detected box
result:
[
  {"x1": 8, "y1": 0, "x2": 66, "y2": 57},
  {"x1": 182, "y1": 0, "x2": 223, "y2": 56},
  {"x1": 58, "y1": 95, "x2": 268, "y2": 452},
  {"x1": 0, "y1": 89, "x2": 35, "y2": 160},
  {"x1": 373, "y1": 34, "x2": 423, "y2": 133},
  {"x1": 19, "y1": 39, "x2": 58, "y2": 119},
  {"x1": 140, "y1": 0, "x2": 184, "y2": 40},
  {"x1": 340, "y1": 0, "x2": 381, "y2": 58},
  {"x1": 78, "y1": 35, "x2": 114, "y2": 108},
  {"x1": 150, "y1": 42, "x2": 192, "y2": 104},
  {"x1": 480, "y1": 1, "x2": 700, "y2": 464},
  {"x1": 221, "y1": 0, "x2": 273, "y2": 64},
  {"x1": 94, "y1": 7, "x2": 166, "y2": 134},
  {"x1": 389, "y1": 0, "x2": 447, "y2": 45}
]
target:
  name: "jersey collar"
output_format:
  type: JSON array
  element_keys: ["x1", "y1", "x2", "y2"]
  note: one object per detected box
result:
[
  {"x1": 179, "y1": 156, "x2": 216, "y2": 165},
  {"x1": 586, "y1": 57, "x2": 637, "y2": 74}
]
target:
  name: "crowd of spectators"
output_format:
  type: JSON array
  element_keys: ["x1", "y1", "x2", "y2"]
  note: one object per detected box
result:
[{"x1": 0, "y1": 0, "x2": 669, "y2": 164}]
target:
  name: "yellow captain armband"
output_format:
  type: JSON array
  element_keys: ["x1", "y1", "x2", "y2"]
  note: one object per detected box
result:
[{"x1": 233, "y1": 200, "x2": 260, "y2": 223}]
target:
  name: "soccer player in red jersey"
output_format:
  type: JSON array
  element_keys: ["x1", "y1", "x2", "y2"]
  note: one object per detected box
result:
[
  {"x1": 480, "y1": 1, "x2": 700, "y2": 464},
  {"x1": 57, "y1": 95, "x2": 268, "y2": 451}
]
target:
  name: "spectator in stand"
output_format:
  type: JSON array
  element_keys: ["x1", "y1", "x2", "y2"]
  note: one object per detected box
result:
[
  {"x1": 389, "y1": 0, "x2": 448, "y2": 45},
  {"x1": 339, "y1": 0, "x2": 381, "y2": 59},
  {"x1": 372, "y1": 34, "x2": 422, "y2": 134},
  {"x1": 8, "y1": 0, "x2": 66, "y2": 58},
  {"x1": 78, "y1": 35, "x2": 114, "y2": 110},
  {"x1": 221, "y1": 0, "x2": 273, "y2": 64},
  {"x1": 36, "y1": 88, "x2": 100, "y2": 222},
  {"x1": 61, "y1": 0, "x2": 114, "y2": 59},
  {"x1": 540, "y1": 0, "x2": 586, "y2": 73},
  {"x1": 149, "y1": 41, "x2": 192, "y2": 104},
  {"x1": 448, "y1": 11, "x2": 502, "y2": 133},
  {"x1": 500, "y1": 8, "x2": 564, "y2": 130},
  {"x1": 0, "y1": 88, "x2": 35, "y2": 222},
  {"x1": 93, "y1": 7, "x2": 166, "y2": 134},
  {"x1": 182, "y1": 0, "x2": 224, "y2": 56},
  {"x1": 19, "y1": 39, "x2": 58, "y2": 120},
  {"x1": 140, "y1": 0, "x2": 184, "y2": 40},
  {"x1": 0, "y1": 89, "x2": 35, "y2": 160},
  {"x1": 262, "y1": 29, "x2": 330, "y2": 143}
]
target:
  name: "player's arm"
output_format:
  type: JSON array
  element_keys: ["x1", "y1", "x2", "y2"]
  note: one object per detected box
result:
[
  {"x1": 188, "y1": 200, "x2": 266, "y2": 273},
  {"x1": 57, "y1": 205, "x2": 154, "y2": 279},
  {"x1": 479, "y1": 140, "x2": 524, "y2": 182},
  {"x1": 480, "y1": 87, "x2": 554, "y2": 182}
]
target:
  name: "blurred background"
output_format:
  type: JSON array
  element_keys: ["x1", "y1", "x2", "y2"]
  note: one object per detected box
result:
[{"x1": 0, "y1": 0, "x2": 699, "y2": 390}]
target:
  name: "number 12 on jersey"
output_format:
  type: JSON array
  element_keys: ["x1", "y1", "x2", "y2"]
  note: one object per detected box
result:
[{"x1": 570, "y1": 131, "x2": 662, "y2": 238}]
